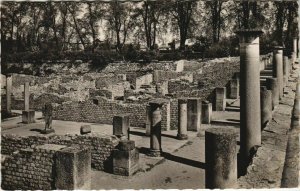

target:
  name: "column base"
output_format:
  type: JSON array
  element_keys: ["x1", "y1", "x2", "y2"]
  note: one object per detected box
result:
[
  {"x1": 22, "y1": 110, "x2": 35, "y2": 124},
  {"x1": 148, "y1": 149, "x2": 161, "y2": 157},
  {"x1": 177, "y1": 133, "x2": 188, "y2": 140},
  {"x1": 41, "y1": 129, "x2": 55, "y2": 134}
]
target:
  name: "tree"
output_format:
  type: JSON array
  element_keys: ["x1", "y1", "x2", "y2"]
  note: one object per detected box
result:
[
  {"x1": 106, "y1": 1, "x2": 135, "y2": 52},
  {"x1": 205, "y1": 1, "x2": 224, "y2": 43},
  {"x1": 170, "y1": 0, "x2": 196, "y2": 50}
]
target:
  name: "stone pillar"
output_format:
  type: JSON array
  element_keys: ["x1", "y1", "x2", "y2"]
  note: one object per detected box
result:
[
  {"x1": 266, "y1": 78, "x2": 279, "y2": 109},
  {"x1": 177, "y1": 99, "x2": 188, "y2": 140},
  {"x1": 260, "y1": 86, "x2": 272, "y2": 129},
  {"x1": 187, "y1": 98, "x2": 201, "y2": 131},
  {"x1": 24, "y1": 82, "x2": 29, "y2": 111},
  {"x1": 22, "y1": 82, "x2": 36, "y2": 124},
  {"x1": 6, "y1": 74, "x2": 12, "y2": 114},
  {"x1": 205, "y1": 127, "x2": 237, "y2": 189},
  {"x1": 273, "y1": 46, "x2": 284, "y2": 99},
  {"x1": 113, "y1": 140, "x2": 139, "y2": 176},
  {"x1": 55, "y1": 146, "x2": 91, "y2": 189},
  {"x1": 201, "y1": 101, "x2": 212, "y2": 124},
  {"x1": 229, "y1": 79, "x2": 239, "y2": 99},
  {"x1": 283, "y1": 55, "x2": 289, "y2": 86},
  {"x1": 145, "y1": 105, "x2": 151, "y2": 136},
  {"x1": 236, "y1": 29, "x2": 263, "y2": 172},
  {"x1": 113, "y1": 114, "x2": 130, "y2": 140},
  {"x1": 149, "y1": 100, "x2": 165, "y2": 157},
  {"x1": 214, "y1": 87, "x2": 226, "y2": 111},
  {"x1": 293, "y1": 37, "x2": 298, "y2": 58}
]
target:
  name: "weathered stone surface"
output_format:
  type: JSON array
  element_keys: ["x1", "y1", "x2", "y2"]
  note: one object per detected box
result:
[
  {"x1": 177, "y1": 99, "x2": 188, "y2": 140},
  {"x1": 55, "y1": 145, "x2": 91, "y2": 189},
  {"x1": 187, "y1": 98, "x2": 201, "y2": 131},
  {"x1": 205, "y1": 127, "x2": 237, "y2": 189},
  {"x1": 214, "y1": 87, "x2": 226, "y2": 111},
  {"x1": 22, "y1": 110, "x2": 35, "y2": 124},
  {"x1": 113, "y1": 114, "x2": 130, "y2": 139},
  {"x1": 201, "y1": 101, "x2": 212, "y2": 124},
  {"x1": 80, "y1": 125, "x2": 91, "y2": 135}
]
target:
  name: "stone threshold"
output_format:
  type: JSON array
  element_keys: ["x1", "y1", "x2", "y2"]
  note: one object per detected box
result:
[{"x1": 238, "y1": 70, "x2": 298, "y2": 188}]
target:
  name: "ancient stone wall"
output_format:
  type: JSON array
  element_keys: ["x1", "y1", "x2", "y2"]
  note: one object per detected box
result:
[
  {"x1": 1, "y1": 133, "x2": 119, "y2": 172},
  {"x1": 2, "y1": 144, "x2": 64, "y2": 190},
  {"x1": 136, "y1": 73, "x2": 153, "y2": 89}
]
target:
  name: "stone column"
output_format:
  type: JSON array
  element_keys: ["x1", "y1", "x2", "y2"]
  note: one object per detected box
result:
[
  {"x1": 55, "y1": 146, "x2": 91, "y2": 189},
  {"x1": 266, "y1": 78, "x2": 279, "y2": 109},
  {"x1": 229, "y1": 79, "x2": 239, "y2": 99},
  {"x1": 113, "y1": 114, "x2": 130, "y2": 140},
  {"x1": 145, "y1": 105, "x2": 151, "y2": 136},
  {"x1": 293, "y1": 37, "x2": 298, "y2": 58},
  {"x1": 201, "y1": 101, "x2": 212, "y2": 124},
  {"x1": 24, "y1": 82, "x2": 29, "y2": 111},
  {"x1": 187, "y1": 98, "x2": 201, "y2": 131},
  {"x1": 235, "y1": 29, "x2": 263, "y2": 173},
  {"x1": 260, "y1": 86, "x2": 272, "y2": 129},
  {"x1": 283, "y1": 55, "x2": 289, "y2": 86},
  {"x1": 273, "y1": 46, "x2": 284, "y2": 99},
  {"x1": 6, "y1": 74, "x2": 12, "y2": 114},
  {"x1": 177, "y1": 99, "x2": 188, "y2": 140},
  {"x1": 214, "y1": 87, "x2": 226, "y2": 111},
  {"x1": 149, "y1": 100, "x2": 165, "y2": 157},
  {"x1": 205, "y1": 127, "x2": 237, "y2": 189}
]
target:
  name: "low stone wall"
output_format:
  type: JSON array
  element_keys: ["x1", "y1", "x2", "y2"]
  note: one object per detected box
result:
[
  {"x1": 2, "y1": 144, "x2": 66, "y2": 190},
  {"x1": 1, "y1": 133, "x2": 119, "y2": 172}
]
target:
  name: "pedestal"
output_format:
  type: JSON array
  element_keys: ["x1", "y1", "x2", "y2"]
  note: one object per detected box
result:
[{"x1": 22, "y1": 110, "x2": 35, "y2": 124}]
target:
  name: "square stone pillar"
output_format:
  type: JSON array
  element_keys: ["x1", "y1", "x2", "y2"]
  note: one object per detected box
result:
[
  {"x1": 113, "y1": 114, "x2": 130, "y2": 140},
  {"x1": 187, "y1": 98, "x2": 201, "y2": 131},
  {"x1": 22, "y1": 110, "x2": 35, "y2": 124},
  {"x1": 201, "y1": 101, "x2": 212, "y2": 124},
  {"x1": 24, "y1": 82, "x2": 29, "y2": 111},
  {"x1": 6, "y1": 74, "x2": 12, "y2": 114},
  {"x1": 273, "y1": 46, "x2": 284, "y2": 99},
  {"x1": 113, "y1": 140, "x2": 139, "y2": 176},
  {"x1": 177, "y1": 99, "x2": 188, "y2": 140},
  {"x1": 293, "y1": 37, "x2": 298, "y2": 58},
  {"x1": 235, "y1": 29, "x2": 263, "y2": 174},
  {"x1": 55, "y1": 146, "x2": 91, "y2": 189},
  {"x1": 229, "y1": 79, "x2": 239, "y2": 99},
  {"x1": 214, "y1": 87, "x2": 226, "y2": 111}
]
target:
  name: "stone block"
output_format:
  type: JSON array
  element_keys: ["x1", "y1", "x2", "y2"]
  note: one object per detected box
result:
[
  {"x1": 113, "y1": 148, "x2": 139, "y2": 176},
  {"x1": 229, "y1": 79, "x2": 239, "y2": 99},
  {"x1": 55, "y1": 146, "x2": 91, "y2": 190},
  {"x1": 113, "y1": 114, "x2": 130, "y2": 139},
  {"x1": 214, "y1": 87, "x2": 226, "y2": 111},
  {"x1": 118, "y1": 140, "x2": 135, "y2": 151},
  {"x1": 201, "y1": 101, "x2": 212, "y2": 124},
  {"x1": 22, "y1": 110, "x2": 35, "y2": 124},
  {"x1": 80, "y1": 125, "x2": 91, "y2": 135}
]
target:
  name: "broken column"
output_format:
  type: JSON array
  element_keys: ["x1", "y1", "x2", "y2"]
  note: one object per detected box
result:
[
  {"x1": 22, "y1": 82, "x2": 35, "y2": 124},
  {"x1": 266, "y1": 77, "x2": 279, "y2": 109},
  {"x1": 55, "y1": 146, "x2": 91, "y2": 189},
  {"x1": 273, "y1": 46, "x2": 284, "y2": 99},
  {"x1": 113, "y1": 114, "x2": 130, "y2": 140},
  {"x1": 113, "y1": 140, "x2": 139, "y2": 176},
  {"x1": 236, "y1": 29, "x2": 263, "y2": 173},
  {"x1": 214, "y1": 87, "x2": 226, "y2": 111},
  {"x1": 149, "y1": 99, "x2": 165, "y2": 157},
  {"x1": 205, "y1": 127, "x2": 237, "y2": 189},
  {"x1": 201, "y1": 101, "x2": 212, "y2": 124},
  {"x1": 229, "y1": 79, "x2": 239, "y2": 99},
  {"x1": 177, "y1": 99, "x2": 188, "y2": 140},
  {"x1": 260, "y1": 86, "x2": 272, "y2": 129},
  {"x1": 187, "y1": 98, "x2": 201, "y2": 131},
  {"x1": 6, "y1": 74, "x2": 12, "y2": 114}
]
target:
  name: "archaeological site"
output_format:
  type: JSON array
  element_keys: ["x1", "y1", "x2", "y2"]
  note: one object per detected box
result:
[{"x1": 1, "y1": 0, "x2": 300, "y2": 189}]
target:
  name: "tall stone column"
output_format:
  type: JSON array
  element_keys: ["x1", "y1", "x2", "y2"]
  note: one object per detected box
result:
[
  {"x1": 187, "y1": 98, "x2": 201, "y2": 131},
  {"x1": 266, "y1": 78, "x2": 279, "y2": 109},
  {"x1": 24, "y1": 82, "x2": 29, "y2": 111},
  {"x1": 6, "y1": 74, "x2": 12, "y2": 114},
  {"x1": 214, "y1": 87, "x2": 226, "y2": 111},
  {"x1": 201, "y1": 101, "x2": 212, "y2": 124},
  {"x1": 177, "y1": 99, "x2": 188, "y2": 140},
  {"x1": 145, "y1": 105, "x2": 151, "y2": 136},
  {"x1": 149, "y1": 100, "x2": 165, "y2": 157},
  {"x1": 293, "y1": 37, "x2": 298, "y2": 59},
  {"x1": 235, "y1": 29, "x2": 263, "y2": 173},
  {"x1": 273, "y1": 46, "x2": 284, "y2": 99},
  {"x1": 283, "y1": 55, "x2": 289, "y2": 86},
  {"x1": 260, "y1": 86, "x2": 272, "y2": 129}
]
